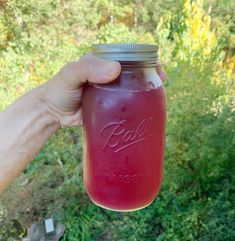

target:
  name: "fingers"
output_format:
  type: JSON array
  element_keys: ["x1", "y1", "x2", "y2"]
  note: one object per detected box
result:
[
  {"x1": 156, "y1": 65, "x2": 167, "y2": 82},
  {"x1": 56, "y1": 54, "x2": 121, "y2": 89},
  {"x1": 54, "y1": 54, "x2": 166, "y2": 89}
]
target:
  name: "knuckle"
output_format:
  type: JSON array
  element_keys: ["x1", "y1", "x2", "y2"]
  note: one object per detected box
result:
[
  {"x1": 78, "y1": 55, "x2": 97, "y2": 77},
  {"x1": 79, "y1": 54, "x2": 95, "y2": 66},
  {"x1": 63, "y1": 61, "x2": 74, "y2": 72}
]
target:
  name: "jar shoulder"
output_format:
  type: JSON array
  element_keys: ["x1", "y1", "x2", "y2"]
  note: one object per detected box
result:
[{"x1": 99, "y1": 68, "x2": 163, "y2": 91}]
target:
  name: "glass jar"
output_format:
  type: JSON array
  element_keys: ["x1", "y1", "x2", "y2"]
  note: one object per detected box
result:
[{"x1": 82, "y1": 44, "x2": 166, "y2": 211}]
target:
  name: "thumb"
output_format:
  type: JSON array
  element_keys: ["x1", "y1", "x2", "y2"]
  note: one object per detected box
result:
[{"x1": 55, "y1": 54, "x2": 121, "y2": 89}]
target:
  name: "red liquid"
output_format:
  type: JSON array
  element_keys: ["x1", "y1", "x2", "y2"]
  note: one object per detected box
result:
[{"x1": 82, "y1": 85, "x2": 166, "y2": 211}]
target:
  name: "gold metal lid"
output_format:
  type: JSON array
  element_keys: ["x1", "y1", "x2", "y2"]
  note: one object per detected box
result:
[{"x1": 92, "y1": 44, "x2": 158, "y2": 66}]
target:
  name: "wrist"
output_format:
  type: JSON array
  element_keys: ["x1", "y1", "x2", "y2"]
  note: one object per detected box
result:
[
  {"x1": 0, "y1": 83, "x2": 61, "y2": 193},
  {"x1": 31, "y1": 86, "x2": 61, "y2": 131},
  {"x1": 35, "y1": 81, "x2": 82, "y2": 128}
]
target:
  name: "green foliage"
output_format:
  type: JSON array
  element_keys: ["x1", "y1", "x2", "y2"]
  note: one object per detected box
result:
[
  {"x1": 165, "y1": 64, "x2": 233, "y2": 188},
  {"x1": 0, "y1": 0, "x2": 234, "y2": 240},
  {"x1": 0, "y1": 207, "x2": 26, "y2": 240},
  {"x1": 97, "y1": 23, "x2": 139, "y2": 43}
]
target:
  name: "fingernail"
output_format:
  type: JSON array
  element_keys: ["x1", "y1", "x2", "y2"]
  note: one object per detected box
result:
[{"x1": 159, "y1": 71, "x2": 167, "y2": 81}]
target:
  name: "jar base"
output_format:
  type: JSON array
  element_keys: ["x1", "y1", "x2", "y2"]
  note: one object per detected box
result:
[{"x1": 90, "y1": 199, "x2": 154, "y2": 212}]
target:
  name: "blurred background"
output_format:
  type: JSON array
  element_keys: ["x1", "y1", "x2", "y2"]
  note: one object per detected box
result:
[{"x1": 0, "y1": 0, "x2": 234, "y2": 240}]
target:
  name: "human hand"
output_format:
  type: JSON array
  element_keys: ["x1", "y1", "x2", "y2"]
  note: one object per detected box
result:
[{"x1": 39, "y1": 54, "x2": 166, "y2": 128}]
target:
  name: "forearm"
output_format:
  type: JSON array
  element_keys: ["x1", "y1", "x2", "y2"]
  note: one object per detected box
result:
[{"x1": 0, "y1": 86, "x2": 60, "y2": 194}]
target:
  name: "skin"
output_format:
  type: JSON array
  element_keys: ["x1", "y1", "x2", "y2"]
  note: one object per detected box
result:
[{"x1": 0, "y1": 54, "x2": 166, "y2": 195}]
